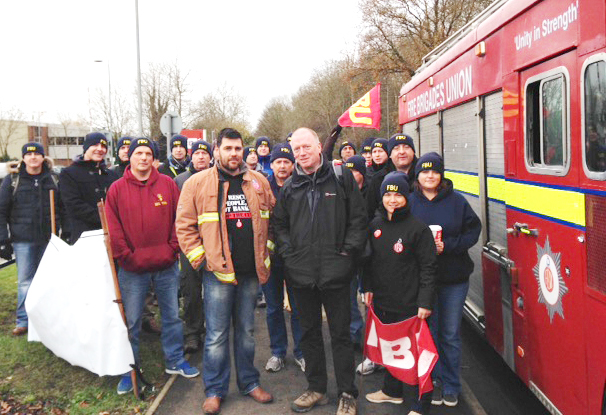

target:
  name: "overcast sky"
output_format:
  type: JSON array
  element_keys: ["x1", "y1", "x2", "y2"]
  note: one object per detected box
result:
[{"x1": 0, "y1": 0, "x2": 363, "y2": 132}]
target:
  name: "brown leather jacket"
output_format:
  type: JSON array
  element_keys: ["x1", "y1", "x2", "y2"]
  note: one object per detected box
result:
[{"x1": 176, "y1": 163, "x2": 275, "y2": 284}]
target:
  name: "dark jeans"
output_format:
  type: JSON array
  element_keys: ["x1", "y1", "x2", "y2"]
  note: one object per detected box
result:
[
  {"x1": 350, "y1": 274, "x2": 364, "y2": 345},
  {"x1": 179, "y1": 253, "x2": 205, "y2": 340},
  {"x1": 375, "y1": 306, "x2": 431, "y2": 414},
  {"x1": 291, "y1": 284, "x2": 357, "y2": 397},
  {"x1": 261, "y1": 262, "x2": 303, "y2": 359}
]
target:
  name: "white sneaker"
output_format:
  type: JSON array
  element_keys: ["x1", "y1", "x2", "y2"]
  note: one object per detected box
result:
[
  {"x1": 265, "y1": 355, "x2": 285, "y2": 372},
  {"x1": 294, "y1": 356, "x2": 306, "y2": 372},
  {"x1": 356, "y1": 358, "x2": 376, "y2": 375}
]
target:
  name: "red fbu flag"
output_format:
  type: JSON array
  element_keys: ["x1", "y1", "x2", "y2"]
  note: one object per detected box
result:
[
  {"x1": 338, "y1": 83, "x2": 381, "y2": 130},
  {"x1": 364, "y1": 304, "x2": 438, "y2": 397}
]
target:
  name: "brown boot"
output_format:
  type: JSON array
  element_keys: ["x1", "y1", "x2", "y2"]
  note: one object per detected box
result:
[
  {"x1": 248, "y1": 386, "x2": 273, "y2": 403},
  {"x1": 12, "y1": 326, "x2": 27, "y2": 336},
  {"x1": 202, "y1": 397, "x2": 222, "y2": 415}
]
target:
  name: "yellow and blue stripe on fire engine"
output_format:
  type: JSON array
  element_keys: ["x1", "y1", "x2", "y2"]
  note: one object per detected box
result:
[{"x1": 444, "y1": 169, "x2": 586, "y2": 229}]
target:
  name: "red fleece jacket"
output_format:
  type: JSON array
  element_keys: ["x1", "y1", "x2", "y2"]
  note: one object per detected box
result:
[{"x1": 106, "y1": 166, "x2": 180, "y2": 273}]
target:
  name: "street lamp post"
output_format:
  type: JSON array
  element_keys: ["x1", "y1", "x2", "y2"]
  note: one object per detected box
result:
[
  {"x1": 135, "y1": 0, "x2": 143, "y2": 136},
  {"x1": 94, "y1": 60, "x2": 112, "y2": 136}
]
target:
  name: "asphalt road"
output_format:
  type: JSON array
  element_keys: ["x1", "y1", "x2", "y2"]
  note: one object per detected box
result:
[{"x1": 157, "y1": 305, "x2": 550, "y2": 415}]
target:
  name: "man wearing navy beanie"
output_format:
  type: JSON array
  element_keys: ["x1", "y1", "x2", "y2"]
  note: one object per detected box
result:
[
  {"x1": 159, "y1": 134, "x2": 189, "y2": 179},
  {"x1": 255, "y1": 137, "x2": 273, "y2": 176},
  {"x1": 364, "y1": 133, "x2": 418, "y2": 221},
  {"x1": 111, "y1": 137, "x2": 132, "y2": 178},
  {"x1": 339, "y1": 141, "x2": 356, "y2": 161},
  {"x1": 174, "y1": 139, "x2": 213, "y2": 354},
  {"x1": 59, "y1": 132, "x2": 118, "y2": 244},
  {"x1": 360, "y1": 137, "x2": 374, "y2": 165}
]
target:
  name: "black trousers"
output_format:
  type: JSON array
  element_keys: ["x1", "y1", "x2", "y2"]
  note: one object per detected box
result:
[
  {"x1": 374, "y1": 306, "x2": 432, "y2": 414},
  {"x1": 291, "y1": 284, "x2": 358, "y2": 398},
  {"x1": 179, "y1": 253, "x2": 205, "y2": 339}
]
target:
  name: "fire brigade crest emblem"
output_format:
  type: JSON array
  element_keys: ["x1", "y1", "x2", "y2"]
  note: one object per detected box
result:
[{"x1": 532, "y1": 237, "x2": 568, "y2": 323}]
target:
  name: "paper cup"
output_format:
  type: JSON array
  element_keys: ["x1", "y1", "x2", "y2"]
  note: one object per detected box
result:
[{"x1": 429, "y1": 225, "x2": 442, "y2": 242}]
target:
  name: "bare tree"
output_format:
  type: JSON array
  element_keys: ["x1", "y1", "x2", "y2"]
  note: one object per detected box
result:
[
  {"x1": 358, "y1": 0, "x2": 494, "y2": 78},
  {"x1": 190, "y1": 84, "x2": 251, "y2": 141},
  {"x1": 255, "y1": 97, "x2": 294, "y2": 141},
  {"x1": 0, "y1": 107, "x2": 25, "y2": 159}
]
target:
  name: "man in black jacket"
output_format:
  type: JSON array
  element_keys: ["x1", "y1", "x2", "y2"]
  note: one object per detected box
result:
[
  {"x1": 110, "y1": 136, "x2": 132, "y2": 178},
  {"x1": 59, "y1": 132, "x2": 118, "y2": 244},
  {"x1": 0, "y1": 143, "x2": 61, "y2": 335},
  {"x1": 158, "y1": 135, "x2": 189, "y2": 179},
  {"x1": 273, "y1": 127, "x2": 367, "y2": 415}
]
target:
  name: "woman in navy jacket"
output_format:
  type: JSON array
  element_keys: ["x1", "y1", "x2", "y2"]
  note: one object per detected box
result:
[{"x1": 408, "y1": 152, "x2": 481, "y2": 407}]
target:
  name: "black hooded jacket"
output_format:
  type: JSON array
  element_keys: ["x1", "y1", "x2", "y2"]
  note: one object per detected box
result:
[
  {"x1": 273, "y1": 157, "x2": 367, "y2": 290},
  {"x1": 59, "y1": 155, "x2": 118, "y2": 244},
  {"x1": 362, "y1": 204, "x2": 437, "y2": 315},
  {"x1": 0, "y1": 158, "x2": 61, "y2": 244},
  {"x1": 365, "y1": 157, "x2": 418, "y2": 220}
]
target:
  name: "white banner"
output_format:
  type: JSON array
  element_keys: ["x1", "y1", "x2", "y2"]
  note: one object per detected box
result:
[{"x1": 25, "y1": 231, "x2": 134, "y2": 376}]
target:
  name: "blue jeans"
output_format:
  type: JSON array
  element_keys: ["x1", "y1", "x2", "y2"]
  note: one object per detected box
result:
[
  {"x1": 118, "y1": 262, "x2": 184, "y2": 368},
  {"x1": 203, "y1": 270, "x2": 260, "y2": 398},
  {"x1": 429, "y1": 281, "x2": 469, "y2": 396},
  {"x1": 14, "y1": 242, "x2": 47, "y2": 328},
  {"x1": 349, "y1": 274, "x2": 364, "y2": 345},
  {"x1": 261, "y1": 262, "x2": 303, "y2": 359}
]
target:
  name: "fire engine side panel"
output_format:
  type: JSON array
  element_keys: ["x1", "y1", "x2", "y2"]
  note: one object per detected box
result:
[
  {"x1": 508, "y1": 50, "x2": 588, "y2": 414},
  {"x1": 485, "y1": 91, "x2": 508, "y2": 248},
  {"x1": 403, "y1": 121, "x2": 420, "y2": 153},
  {"x1": 419, "y1": 114, "x2": 440, "y2": 155},
  {"x1": 442, "y1": 100, "x2": 484, "y2": 312}
]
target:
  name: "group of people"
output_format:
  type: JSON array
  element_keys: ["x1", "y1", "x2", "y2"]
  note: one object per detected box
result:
[{"x1": 0, "y1": 125, "x2": 481, "y2": 415}]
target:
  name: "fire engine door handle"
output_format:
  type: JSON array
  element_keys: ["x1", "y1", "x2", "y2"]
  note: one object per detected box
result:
[{"x1": 512, "y1": 222, "x2": 538, "y2": 237}]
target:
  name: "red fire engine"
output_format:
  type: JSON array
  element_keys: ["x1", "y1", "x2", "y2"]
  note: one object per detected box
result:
[{"x1": 398, "y1": 0, "x2": 606, "y2": 413}]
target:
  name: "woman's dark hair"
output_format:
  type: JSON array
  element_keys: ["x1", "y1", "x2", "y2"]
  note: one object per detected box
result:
[{"x1": 413, "y1": 174, "x2": 448, "y2": 193}]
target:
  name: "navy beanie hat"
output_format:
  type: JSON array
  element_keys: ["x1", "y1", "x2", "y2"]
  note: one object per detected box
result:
[
  {"x1": 170, "y1": 135, "x2": 186, "y2": 150},
  {"x1": 286, "y1": 132, "x2": 293, "y2": 142},
  {"x1": 345, "y1": 155, "x2": 367, "y2": 176},
  {"x1": 83, "y1": 132, "x2": 108, "y2": 153},
  {"x1": 380, "y1": 171, "x2": 410, "y2": 197},
  {"x1": 361, "y1": 137, "x2": 374, "y2": 154},
  {"x1": 117, "y1": 136, "x2": 132, "y2": 149},
  {"x1": 339, "y1": 141, "x2": 357, "y2": 156},
  {"x1": 416, "y1": 152, "x2": 444, "y2": 177},
  {"x1": 243, "y1": 146, "x2": 257, "y2": 161},
  {"x1": 270, "y1": 143, "x2": 295, "y2": 163},
  {"x1": 388, "y1": 133, "x2": 415, "y2": 155},
  {"x1": 128, "y1": 137, "x2": 156, "y2": 159},
  {"x1": 191, "y1": 140, "x2": 212, "y2": 156},
  {"x1": 371, "y1": 138, "x2": 388, "y2": 153},
  {"x1": 22, "y1": 142, "x2": 44, "y2": 157},
  {"x1": 255, "y1": 137, "x2": 271, "y2": 150}
]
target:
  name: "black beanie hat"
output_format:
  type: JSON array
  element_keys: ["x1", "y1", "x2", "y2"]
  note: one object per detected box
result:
[
  {"x1": 415, "y1": 152, "x2": 444, "y2": 177},
  {"x1": 339, "y1": 141, "x2": 357, "y2": 156},
  {"x1": 380, "y1": 171, "x2": 410, "y2": 197},
  {"x1": 255, "y1": 137, "x2": 271, "y2": 150},
  {"x1": 361, "y1": 137, "x2": 374, "y2": 154},
  {"x1": 270, "y1": 143, "x2": 295, "y2": 163},
  {"x1": 243, "y1": 146, "x2": 257, "y2": 161},
  {"x1": 191, "y1": 140, "x2": 212, "y2": 156},
  {"x1": 128, "y1": 137, "x2": 156, "y2": 159},
  {"x1": 170, "y1": 135, "x2": 186, "y2": 150},
  {"x1": 345, "y1": 155, "x2": 367, "y2": 176},
  {"x1": 371, "y1": 138, "x2": 388, "y2": 153},
  {"x1": 117, "y1": 136, "x2": 132, "y2": 149},
  {"x1": 388, "y1": 133, "x2": 415, "y2": 155},
  {"x1": 22, "y1": 142, "x2": 44, "y2": 157},
  {"x1": 83, "y1": 132, "x2": 108, "y2": 153}
]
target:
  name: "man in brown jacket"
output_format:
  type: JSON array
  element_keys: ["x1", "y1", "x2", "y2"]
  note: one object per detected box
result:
[{"x1": 176, "y1": 128, "x2": 275, "y2": 415}]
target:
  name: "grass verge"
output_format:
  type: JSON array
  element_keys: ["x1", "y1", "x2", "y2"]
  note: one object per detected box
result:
[{"x1": 0, "y1": 264, "x2": 169, "y2": 414}]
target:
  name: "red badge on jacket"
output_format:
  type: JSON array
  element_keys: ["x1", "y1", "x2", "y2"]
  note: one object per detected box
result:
[
  {"x1": 374, "y1": 229, "x2": 382, "y2": 238},
  {"x1": 393, "y1": 238, "x2": 404, "y2": 254}
]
